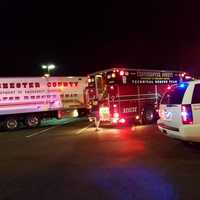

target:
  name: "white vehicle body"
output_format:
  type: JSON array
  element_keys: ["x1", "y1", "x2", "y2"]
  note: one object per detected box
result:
[
  {"x1": 47, "y1": 76, "x2": 87, "y2": 112},
  {"x1": 158, "y1": 80, "x2": 200, "y2": 142},
  {"x1": 0, "y1": 76, "x2": 87, "y2": 129}
]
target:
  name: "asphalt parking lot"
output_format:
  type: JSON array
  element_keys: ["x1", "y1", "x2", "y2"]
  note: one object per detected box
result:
[{"x1": 0, "y1": 118, "x2": 200, "y2": 200}]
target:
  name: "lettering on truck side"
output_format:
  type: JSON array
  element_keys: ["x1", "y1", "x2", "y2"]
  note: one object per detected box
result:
[
  {"x1": 0, "y1": 82, "x2": 40, "y2": 89},
  {"x1": 0, "y1": 82, "x2": 79, "y2": 89},
  {"x1": 47, "y1": 82, "x2": 78, "y2": 88},
  {"x1": 123, "y1": 107, "x2": 137, "y2": 113}
]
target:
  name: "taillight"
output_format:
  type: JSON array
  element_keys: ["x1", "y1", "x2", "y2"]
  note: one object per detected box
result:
[
  {"x1": 119, "y1": 118, "x2": 126, "y2": 123},
  {"x1": 112, "y1": 112, "x2": 119, "y2": 123},
  {"x1": 113, "y1": 112, "x2": 119, "y2": 119},
  {"x1": 181, "y1": 104, "x2": 193, "y2": 124},
  {"x1": 135, "y1": 115, "x2": 140, "y2": 120}
]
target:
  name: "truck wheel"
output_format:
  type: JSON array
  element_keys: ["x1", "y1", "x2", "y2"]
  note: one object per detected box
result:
[
  {"x1": 77, "y1": 108, "x2": 88, "y2": 117},
  {"x1": 142, "y1": 108, "x2": 156, "y2": 124},
  {"x1": 4, "y1": 118, "x2": 18, "y2": 130},
  {"x1": 25, "y1": 115, "x2": 40, "y2": 128}
]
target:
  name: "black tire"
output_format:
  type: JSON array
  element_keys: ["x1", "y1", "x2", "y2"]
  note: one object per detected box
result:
[
  {"x1": 3, "y1": 118, "x2": 18, "y2": 130},
  {"x1": 25, "y1": 115, "x2": 41, "y2": 128},
  {"x1": 78, "y1": 108, "x2": 88, "y2": 117},
  {"x1": 142, "y1": 108, "x2": 156, "y2": 124}
]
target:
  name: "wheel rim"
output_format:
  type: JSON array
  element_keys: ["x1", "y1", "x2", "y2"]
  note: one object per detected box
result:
[
  {"x1": 27, "y1": 116, "x2": 39, "y2": 127},
  {"x1": 7, "y1": 119, "x2": 18, "y2": 129}
]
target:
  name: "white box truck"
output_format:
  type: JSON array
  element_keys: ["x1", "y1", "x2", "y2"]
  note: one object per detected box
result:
[{"x1": 0, "y1": 76, "x2": 87, "y2": 130}]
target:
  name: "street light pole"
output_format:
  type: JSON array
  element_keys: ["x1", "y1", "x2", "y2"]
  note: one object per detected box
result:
[{"x1": 41, "y1": 64, "x2": 56, "y2": 77}]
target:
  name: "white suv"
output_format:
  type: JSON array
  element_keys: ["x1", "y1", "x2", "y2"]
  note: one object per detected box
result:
[{"x1": 158, "y1": 80, "x2": 200, "y2": 142}]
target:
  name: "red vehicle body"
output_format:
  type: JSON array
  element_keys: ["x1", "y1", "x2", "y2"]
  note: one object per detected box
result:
[{"x1": 86, "y1": 68, "x2": 192, "y2": 125}]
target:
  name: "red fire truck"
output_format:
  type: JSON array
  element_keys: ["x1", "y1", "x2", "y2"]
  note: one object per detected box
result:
[{"x1": 86, "y1": 68, "x2": 192, "y2": 125}]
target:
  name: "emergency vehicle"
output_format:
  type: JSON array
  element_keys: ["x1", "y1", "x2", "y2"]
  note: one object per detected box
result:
[
  {"x1": 86, "y1": 68, "x2": 192, "y2": 125},
  {"x1": 158, "y1": 80, "x2": 200, "y2": 142},
  {"x1": 0, "y1": 76, "x2": 87, "y2": 130}
]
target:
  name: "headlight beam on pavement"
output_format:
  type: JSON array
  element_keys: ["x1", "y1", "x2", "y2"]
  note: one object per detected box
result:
[{"x1": 75, "y1": 123, "x2": 94, "y2": 135}]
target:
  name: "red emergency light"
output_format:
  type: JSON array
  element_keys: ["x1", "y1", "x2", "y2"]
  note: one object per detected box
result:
[
  {"x1": 112, "y1": 73, "x2": 116, "y2": 78},
  {"x1": 167, "y1": 86, "x2": 171, "y2": 90},
  {"x1": 181, "y1": 72, "x2": 186, "y2": 77},
  {"x1": 120, "y1": 70, "x2": 125, "y2": 76}
]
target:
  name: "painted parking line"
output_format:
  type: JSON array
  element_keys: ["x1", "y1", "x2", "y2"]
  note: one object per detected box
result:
[
  {"x1": 26, "y1": 118, "x2": 80, "y2": 138},
  {"x1": 75, "y1": 123, "x2": 94, "y2": 135},
  {"x1": 62, "y1": 118, "x2": 78, "y2": 125},
  {"x1": 26, "y1": 126, "x2": 57, "y2": 138}
]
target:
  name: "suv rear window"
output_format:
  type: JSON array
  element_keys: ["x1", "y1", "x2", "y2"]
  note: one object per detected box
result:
[
  {"x1": 192, "y1": 84, "x2": 200, "y2": 104},
  {"x1": 161, "y1": 84, "x2": 188, "y2": 104}
]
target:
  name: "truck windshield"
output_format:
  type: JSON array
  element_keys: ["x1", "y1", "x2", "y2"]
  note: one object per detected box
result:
[{"x1": 161, "y1": 84, "x2": 188, "y2": 105}]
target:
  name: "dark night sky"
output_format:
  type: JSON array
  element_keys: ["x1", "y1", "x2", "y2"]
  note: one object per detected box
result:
[{"x1": 0, "y1": 1, "x2": 200, "y2": 76}]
